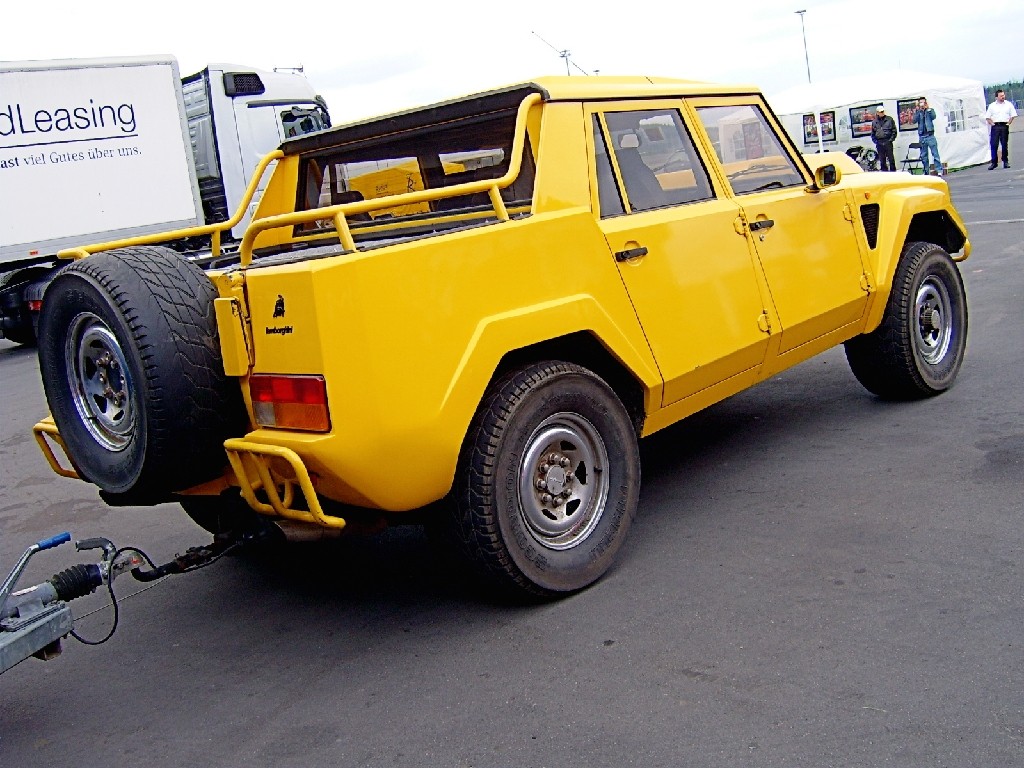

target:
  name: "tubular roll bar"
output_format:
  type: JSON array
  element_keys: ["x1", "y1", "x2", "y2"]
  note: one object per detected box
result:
[
  {"x1": 56, "y1": 150, "x2": 285, "y2": 260},
  {"x1": 54, "y1": 93, "x2": 540, "y2": 265},
  {"x1": 236, "y1": 93, "x2": 542, "y2": 266}
]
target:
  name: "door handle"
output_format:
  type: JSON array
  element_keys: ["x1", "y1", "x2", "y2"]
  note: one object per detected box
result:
[
  {"x1": 614, "y1": 246, "x2": 648, "y2": 262},
  {"x1": 748, "y1": 219, "x2": 774, "y2": 232}
]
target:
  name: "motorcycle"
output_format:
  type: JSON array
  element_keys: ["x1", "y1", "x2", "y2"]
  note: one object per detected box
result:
[{"x1": 845, "y1": 144, "x2": 880, "y2": 171}]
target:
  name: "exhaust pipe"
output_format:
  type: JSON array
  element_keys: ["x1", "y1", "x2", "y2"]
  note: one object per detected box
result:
[{"x1": 270, "y1": 519, "x2": 345, "y2": 543}]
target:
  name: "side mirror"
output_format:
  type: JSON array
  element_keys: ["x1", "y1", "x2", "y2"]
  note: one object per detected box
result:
[{"x1": 815, "y1": 163, "x2": 841, "y2": 188}]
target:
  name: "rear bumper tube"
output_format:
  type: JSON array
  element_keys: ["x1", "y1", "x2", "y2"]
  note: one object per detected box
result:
[
  {"x1": 32, "y1": 419, "x2": 80, "y2": 480},
  {"x1": 222, "y1": 438, "x2": 347, "y2": 530},
  {"x1": 32, "y1": 419, "x2": 346, "y2": 531}
]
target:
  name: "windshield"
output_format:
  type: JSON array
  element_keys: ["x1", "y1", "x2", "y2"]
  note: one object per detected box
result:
[{"x1": 282, "y1": 106, "x2": 330, "y2": 139}]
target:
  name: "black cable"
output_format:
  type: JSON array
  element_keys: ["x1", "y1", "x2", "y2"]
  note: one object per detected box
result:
[
  {"x1": 66, "y1": 541, "x2": 239, "y2": 645},
  {"x1": 68, "y1": 546, "x2": 157, "y2": 646},
  {"x1": 69, "y1": 578, "x2": 117, "y2": 645}
]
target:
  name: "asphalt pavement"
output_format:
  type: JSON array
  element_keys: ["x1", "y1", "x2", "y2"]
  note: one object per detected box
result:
[{"x1": 1, "y1": 164, "x2": 1023, "y2": 767}]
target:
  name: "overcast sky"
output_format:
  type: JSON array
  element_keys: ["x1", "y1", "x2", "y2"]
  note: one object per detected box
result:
[{"x1": 3, "y1": 0, "x2": 1020, "y2": 124}]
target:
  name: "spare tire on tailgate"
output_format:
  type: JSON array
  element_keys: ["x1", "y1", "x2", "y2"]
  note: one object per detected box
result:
[{"x1": 37, "y1": 246, "x2": 245, "y2": 501}]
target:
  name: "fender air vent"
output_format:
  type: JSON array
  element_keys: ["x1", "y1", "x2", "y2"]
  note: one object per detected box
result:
[{"x1": 860, "y1": 203, "x2": 880, "y2": 249}]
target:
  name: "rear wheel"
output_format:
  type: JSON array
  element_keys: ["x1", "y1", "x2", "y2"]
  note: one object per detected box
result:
[
  {"x1": 450, "y1": 362, "x2": 640, "y2": 598},
  {"x1": 845, "y1": 241, "x2": 967, "y2": 399},
  {"x1": 0, "y1": 267, "x2": 49, "y2": 346},
  {"x1": 37, "y1": 247, "x2": 244, "y2": 499}
]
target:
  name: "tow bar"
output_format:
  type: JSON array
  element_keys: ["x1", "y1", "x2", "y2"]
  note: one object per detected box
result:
[{"x1": 0, "y1": 531, "x2": 246, "y2": 674}]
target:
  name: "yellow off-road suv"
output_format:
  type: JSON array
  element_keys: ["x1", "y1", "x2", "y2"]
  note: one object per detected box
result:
[{"x1": 34, "y1": 77, "x2": 969, "y2": 598}]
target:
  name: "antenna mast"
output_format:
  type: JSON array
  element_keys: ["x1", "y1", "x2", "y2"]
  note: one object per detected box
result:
[{"x1": 531, "y1": 32, "x2": 592, "y2": 76}]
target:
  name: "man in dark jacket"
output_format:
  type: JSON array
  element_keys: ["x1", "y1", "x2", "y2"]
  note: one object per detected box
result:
[{"x1": 871, "y1": 106, "x2": 898, "y2": 171}]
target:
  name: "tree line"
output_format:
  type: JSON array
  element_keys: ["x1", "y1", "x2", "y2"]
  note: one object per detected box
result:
[{"x1": 984, "y1": 80, "x2": 1023, "y2": 106}]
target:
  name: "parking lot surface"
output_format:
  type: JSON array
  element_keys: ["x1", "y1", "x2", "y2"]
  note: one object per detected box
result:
[{"x1": 1, "y1": 164, "x2": 1023, "y2": 767}]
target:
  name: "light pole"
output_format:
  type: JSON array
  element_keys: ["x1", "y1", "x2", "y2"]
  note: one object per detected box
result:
[{"x1": 796, "y1": 9, "x2": 811, "y2": 84}]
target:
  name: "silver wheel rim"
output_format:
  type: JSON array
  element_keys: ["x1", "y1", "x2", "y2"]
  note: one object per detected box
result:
[
  {"x1": 914, "y1": 276, "x2": 953, "y2": 365},
  {"x1": 65, "y1": 312, "x2": 135, "y2": 451},
  {"x1": 518, "y1": 412, "x2": 610, "y2": 551}
]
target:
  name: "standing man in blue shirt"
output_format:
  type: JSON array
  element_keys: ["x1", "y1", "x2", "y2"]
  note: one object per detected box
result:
[{"x1": 914, "y1": 97, "x2": 942, "y2": 176}]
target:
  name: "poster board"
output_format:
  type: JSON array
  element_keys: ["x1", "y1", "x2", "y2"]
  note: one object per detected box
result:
[
  {"x1": 802, "y1": 111, "x2": 836, "y2": 144},
  {"x1": 897, "y1": 99, "x2": 919, "y2": 132},
  {"x1": 849, "y1": 104, "x2": 883, "y2": 138}
]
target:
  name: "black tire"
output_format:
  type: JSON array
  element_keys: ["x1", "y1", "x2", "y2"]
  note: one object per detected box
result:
[
  {"x1": 36, "y1": 246, "x2": 244, "y2": 499},
  {"x1": 1, "y1": 323, "x2": 35, "y2": 346},
  {"x1": 451, "y1": 361, "x2": 640, "y2": 598},
  {"x1": 0, "y1": 267, "x2": 49, "y2": 346},
  {"x1": 862, "y1": 148, "x2": 879, "y2": 171},
  {"x1": 845, "y1": 241, "x2": 967, "y2": 399}
]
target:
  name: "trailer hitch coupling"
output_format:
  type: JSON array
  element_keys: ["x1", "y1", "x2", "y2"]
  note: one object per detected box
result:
[{"x1": 1, "y1": 529, "x2": 252, "y2": 675}]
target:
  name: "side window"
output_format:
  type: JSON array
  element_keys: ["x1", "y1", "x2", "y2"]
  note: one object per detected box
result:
[
  {"x1": 944, "y1": 99, "x2": 965, "y2": 133},
  {"x1": 695, "y1": 104, "x2": 805, "y2": 194},
  {"x1": 600, "y1": 109, "x2": 713, "y2": 213},
  {"x1": 593, "y1": 115, "x2": 624, "y2": 217}
]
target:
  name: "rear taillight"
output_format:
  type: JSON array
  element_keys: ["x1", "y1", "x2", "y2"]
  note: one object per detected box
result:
[{"x1": 249, "y1": 374, "x2": 330, "y2": 432}]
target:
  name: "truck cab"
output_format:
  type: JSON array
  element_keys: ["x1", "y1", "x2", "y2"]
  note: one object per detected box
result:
[{"x1": 182, "y1": 65, "x2": 329, "y2": 238}]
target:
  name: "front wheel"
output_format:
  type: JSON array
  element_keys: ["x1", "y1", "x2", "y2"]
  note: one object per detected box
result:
[
  {"x1": 845, "y1": 241, "x2": 967, "y2": 399},
  {"x1": 451, "y1": 362, "x2": 640, "y2": 598}
]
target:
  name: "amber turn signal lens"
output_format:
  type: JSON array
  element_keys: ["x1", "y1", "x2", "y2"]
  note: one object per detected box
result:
[{"x1": 249, "y1": 374, "x2": 330, "y2": 432}]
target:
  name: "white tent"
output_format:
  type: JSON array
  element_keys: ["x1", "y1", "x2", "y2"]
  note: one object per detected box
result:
[{"x1": 770, "y1": 70, "x2": 989, "y2": 171}]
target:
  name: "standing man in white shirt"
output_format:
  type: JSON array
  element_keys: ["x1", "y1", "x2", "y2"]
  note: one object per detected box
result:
[{"x1": 985, "y1": 89, "x2": 1018, "y2": 170}]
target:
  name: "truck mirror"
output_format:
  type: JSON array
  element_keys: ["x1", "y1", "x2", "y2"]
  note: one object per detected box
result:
[{"x1": 816, "y1": 163, "x2": 841, "y2": 188}]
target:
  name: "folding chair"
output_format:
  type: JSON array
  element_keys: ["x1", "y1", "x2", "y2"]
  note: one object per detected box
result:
[{"x1": 901, "y1": 142, "x2": 924, "y2": 173}]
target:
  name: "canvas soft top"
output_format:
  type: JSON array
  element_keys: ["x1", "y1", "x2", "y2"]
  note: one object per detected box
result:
[{"x1": 281, "y1": 76, "x2": 760, "y2": 156}]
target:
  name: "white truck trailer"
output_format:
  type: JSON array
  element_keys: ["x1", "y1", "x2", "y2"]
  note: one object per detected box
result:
[{"x1": 0, "y1": 55, "x2": 329, "y2": 344}]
